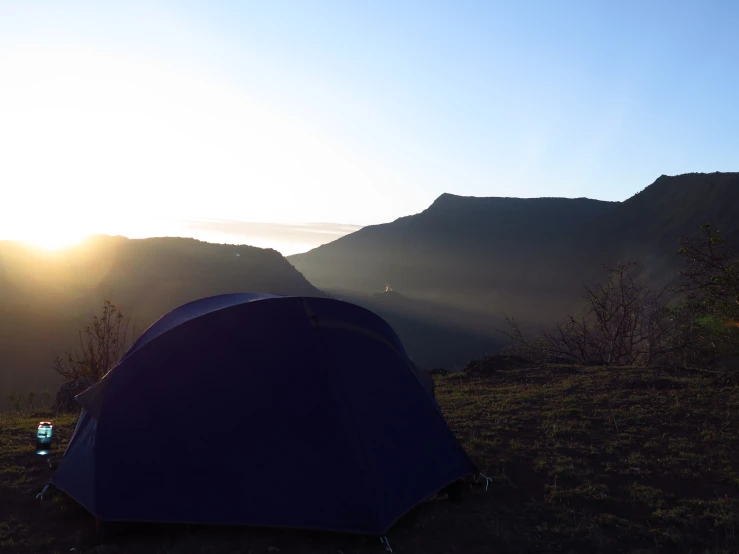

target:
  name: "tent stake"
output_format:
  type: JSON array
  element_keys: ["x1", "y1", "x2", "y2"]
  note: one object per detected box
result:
[{"x1": 479, "y1": 472, "x2": 493, "y2": 491}]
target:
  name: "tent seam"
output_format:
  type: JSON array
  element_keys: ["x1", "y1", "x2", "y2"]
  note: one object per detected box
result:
[{"x1": 301, "y1": 298, "x2": 382, "y2": 533}]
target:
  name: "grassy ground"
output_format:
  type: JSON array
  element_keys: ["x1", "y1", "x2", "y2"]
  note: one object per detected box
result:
[{"x1": 1, "y1": 365, "x2": 738, "y2": 553}]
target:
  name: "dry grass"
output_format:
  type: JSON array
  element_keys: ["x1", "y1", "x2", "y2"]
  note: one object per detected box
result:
[
  {"x1": 437, "y1": 365, "x2": 739, "y2": 553},
  {"x1": 1, "y1": 365, "x2": 738, "y2": 553}
]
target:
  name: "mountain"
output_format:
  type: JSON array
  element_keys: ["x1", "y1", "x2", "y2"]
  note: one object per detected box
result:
[
  {"x1": 578, "y1": 172, "x2": 739, "y2": 276},
  {"x1": 4, "y1": 172, "x2": 738, "y2": 405},
  {"x1": 290, "y1": 171, "x2": 739, "y2": 336},
  {"x1": 290, "y1": 194, "x2": 617, "y2": 324},
  {"x1": 328, "y1": 288, "x2": 502, "y2": 370},
  {"x1": 0, "y1": 236, "x2": 321, "y2": 405}
]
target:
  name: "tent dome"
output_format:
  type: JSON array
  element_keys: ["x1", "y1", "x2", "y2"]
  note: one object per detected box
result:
[{"x1": 52, "y1": 294, "x2": 475, "y2": 535}]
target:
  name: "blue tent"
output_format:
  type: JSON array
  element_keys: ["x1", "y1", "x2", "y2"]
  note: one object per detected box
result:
[{"x1": 52, "y1": 294, "x2": 475, "y2": 535}]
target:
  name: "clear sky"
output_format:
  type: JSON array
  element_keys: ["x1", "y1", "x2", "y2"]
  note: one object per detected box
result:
[{"x1": 1, "y1": 0, "x2": 737, "y2": 254}]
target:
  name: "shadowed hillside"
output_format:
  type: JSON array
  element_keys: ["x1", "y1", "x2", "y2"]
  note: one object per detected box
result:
[
  {"x1": 290, "y1": 172, "x2": 739, "y2": 327},
  {"x1": 327, "y1": 288, "x2": 503, "y2": 370},
  {"x1": 4, "y1": 173, "x2": 738, "y2": 404},
  {"x1": 0, "y1": 235, "x2": 503, "y2": 405},
  {"x1": 579, "y1": 172, "x2": 739, "y2": 276},
  {"x1": 0, "y1": 236, "x2": 322, "y2": 404},
  {"x1": 290, "y1": 195, "x2": 615, "y2": 322}
]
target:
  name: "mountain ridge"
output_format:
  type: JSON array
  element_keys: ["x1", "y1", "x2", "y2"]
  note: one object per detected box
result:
[
  {"x1": 3, "y1": 172, "x2": 737, "y2": 401},
  {"x1": 289, "y1": 172, "x2": 739, "y2": 355},
  {"x1": 0, "y1": 235, "x2": 321, "y2": 404}
]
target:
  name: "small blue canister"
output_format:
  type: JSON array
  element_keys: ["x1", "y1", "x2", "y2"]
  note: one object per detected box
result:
[{"x1": 36, "y1": 421, "x2": 53, "y2": 455}]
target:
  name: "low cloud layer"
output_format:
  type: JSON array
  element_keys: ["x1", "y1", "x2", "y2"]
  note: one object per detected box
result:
[{"x1": 181, "y1": 219, "x2": 363, "y2": 255}]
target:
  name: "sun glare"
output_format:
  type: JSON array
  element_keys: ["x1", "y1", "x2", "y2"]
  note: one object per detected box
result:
[
  {"x1": 23, "y1": 231, "x2": 88, "y2": 250},
  {"x1": 0, "y1": 45, "x2": 408, "y2": 237},
  {"x1": 14, "y1": 220, "x2": 92, "y2": 250}
]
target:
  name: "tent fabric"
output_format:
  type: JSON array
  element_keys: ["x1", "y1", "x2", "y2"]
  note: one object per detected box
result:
[
  {"x1": 52, "y1": 294, "x2": 475, "y2": 535},
  {"x1": 75, "y1": 293, "x2": 279, "y2": 418}
]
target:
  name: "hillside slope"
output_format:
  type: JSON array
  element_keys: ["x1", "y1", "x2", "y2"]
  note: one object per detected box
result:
[
  {"x1": 290, "y1": 172, "x2": 739, "y2": 326},
  {"x1": 0, "y1": 236, "x2": 321, "y2": 401},
  {"x1": 579, "y1": 172, "x2": 739, "y2": 275},
  {"x1": 328, "y1": 288, "x2": 502, "y2": 370}
]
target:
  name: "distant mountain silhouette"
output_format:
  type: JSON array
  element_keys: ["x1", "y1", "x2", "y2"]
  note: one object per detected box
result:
[
  {"x1": 4, "y1": 172, "x2": 738, "y2": 406},
  {"x1": 290, "y1": 171, "x2": 739, "y2": 332},
  {"x1": 579, "y1": 172, "x2": 739, "y2": 276},
  {"x1": 0, "y1": 236, "x2": 321, "y2": 404}
]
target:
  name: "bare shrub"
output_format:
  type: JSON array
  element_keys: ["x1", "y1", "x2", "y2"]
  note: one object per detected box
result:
[
  {"x1": 673, "y1": 224, "x2": 739, "y2": 365},
  {"x1": 52, "y1": 300, "x2": 134, "y2": 383},
  {"x1": 500, "y1": 262, "x2": 680, "y2": 366}
]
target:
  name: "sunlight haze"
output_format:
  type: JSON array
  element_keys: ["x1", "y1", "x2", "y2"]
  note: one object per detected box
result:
[{"x1": 1, "y1": 0, "x2": 737, "y2": 254}]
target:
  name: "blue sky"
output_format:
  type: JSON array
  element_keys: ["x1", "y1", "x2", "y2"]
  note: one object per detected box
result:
[{"x1": 0, "y1": 0, "x2": 737, "y2": 253}]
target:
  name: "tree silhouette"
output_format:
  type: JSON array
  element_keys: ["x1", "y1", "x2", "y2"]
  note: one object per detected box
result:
[{"x1": 52, "y1": 300, "x2": 133, "y2": 383}]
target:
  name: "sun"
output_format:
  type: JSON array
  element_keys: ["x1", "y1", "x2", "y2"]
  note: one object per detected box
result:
[
  {"x1": 23, "y1": 229, "x2": 89, "y2": 250},
  {"x1": 6, "y1": 212, "x2": 95, "y2": 250}
]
